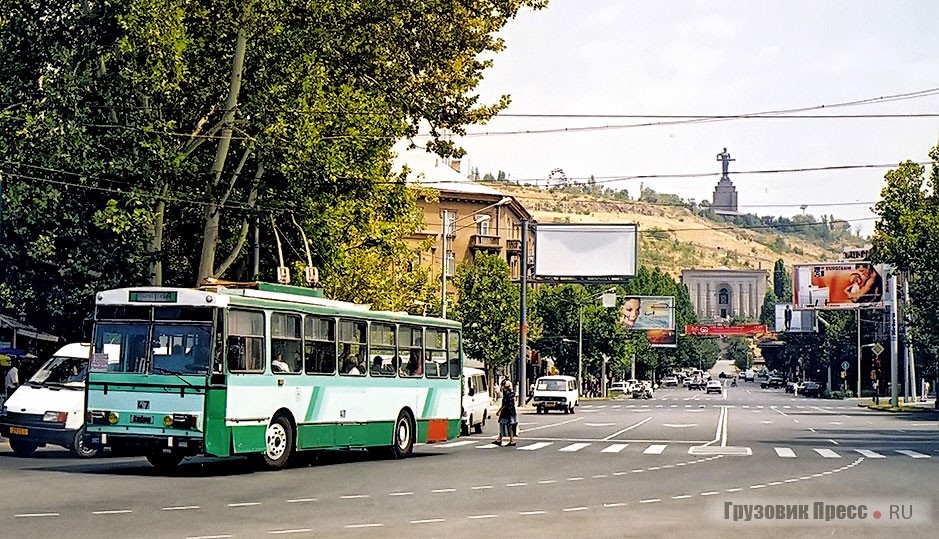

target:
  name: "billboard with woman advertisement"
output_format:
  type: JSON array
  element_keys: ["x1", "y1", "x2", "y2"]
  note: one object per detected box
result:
[
  {"x1": 620, "y1": 296, "x2": 676, "y2": 347},
  {"x1": 792, "y1": 262, "x2": 885, "y2": 309}
]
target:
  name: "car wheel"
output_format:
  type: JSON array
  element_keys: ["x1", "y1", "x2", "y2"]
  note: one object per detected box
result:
[
  {"x1": 69, "y1": 427, "x2": 98, "y2": 458},
  {"x1": 9, "y1": 438, "x2": 39, "y2": 457},
  {"x1": 146, "y1": 450, "x2": 184, "y2": 471},
  {"x1": 392, "y1": 409, "x2": 414, "y2": 459},
  {"x1": 256, "y1": 415, "x2": 294, "y2": 470}
]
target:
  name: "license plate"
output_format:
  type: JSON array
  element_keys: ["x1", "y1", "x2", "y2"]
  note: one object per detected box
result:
[{"x1": 9, "y1": 426, "x2": 28, "y2": 436}]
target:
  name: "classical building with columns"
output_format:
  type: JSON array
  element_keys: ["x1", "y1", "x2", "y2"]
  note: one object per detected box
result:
[{"x1": 681, "y1": 269, "x2": 768, "y2": 322}]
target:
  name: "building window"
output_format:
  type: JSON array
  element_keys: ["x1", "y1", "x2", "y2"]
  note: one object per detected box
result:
[
  {"x1": 719, "y1": 288, "x2": 729, "y2": 305},
  {"x1": 476, "y1": 217, "x2": 490, "y2": 236},
  {"x1": 442, "y1": 210, "x2": 455, "y2": 236},
  {"x1": 445, "y1": 251, "x2": 455, "y2": 277}
]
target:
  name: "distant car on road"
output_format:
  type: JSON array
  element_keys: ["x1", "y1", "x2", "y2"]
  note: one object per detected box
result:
[
  {"x1": 661, "y1": 376, "x2": 679, "y2": 387},
  {"x1": 799, "y1": 381, "x2": 824, "y2": 397},
  {"x1": 532, "y1": 375, "x2": 579, "y2": 414},
  {"x1": 705, "y1": 380, "x2": 723, "y2": 394},
  {"x1": 761, "y1": 376, "x2": 786, "y2": 389},
  {"x1": 686, "y1": 378, "x2": 706, "y2": 390},
  {"x1": 609, "y1": 381, "x2": 629, "y2": 394}
]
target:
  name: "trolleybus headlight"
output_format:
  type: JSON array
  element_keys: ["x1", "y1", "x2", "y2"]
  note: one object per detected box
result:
[
  {"x1": 42, "y1": 411, "x2": 68, "y2": 423},
  {"x1": 163, "y1": 415, "x2": 174, "y2": 427},
  {"x1": 108, "y1": 411, "x2": 120, "y2": 425},
  {"x1": 172, "y1": 414, "x2": 197, "y2": 429}
]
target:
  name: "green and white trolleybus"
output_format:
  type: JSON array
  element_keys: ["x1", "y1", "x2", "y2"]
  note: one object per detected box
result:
[{"x1": 84, "y1": 282, "x2": 463, "y2": 470}]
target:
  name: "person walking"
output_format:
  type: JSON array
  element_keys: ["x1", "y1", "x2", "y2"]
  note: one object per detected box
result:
[{"x1": 492, "y1": 379, "x2": 518, "y2": 447}]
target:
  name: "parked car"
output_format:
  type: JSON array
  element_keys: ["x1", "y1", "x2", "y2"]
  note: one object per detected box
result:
[
  {"x1": 761, "y1": 376, "x2": 786, "y2": 389},
  {"x1": 705, "y1": 380, "x2": 723, "y2": 394},
  {"x1": 609, "y1": 381, "x2": 629, "y2": 395},
  {"x1": 461, "y1": 367, "x2": 490, "y2": 435},
  {"x1": 799, "y1": 381, "x2": 824, "y2": 397},
  {"x1": 661, "y1": 376, "x2": 679, "y2": 387},
  {"x1": 532, "y1": 375, "x2": 579, "y2": 414}
]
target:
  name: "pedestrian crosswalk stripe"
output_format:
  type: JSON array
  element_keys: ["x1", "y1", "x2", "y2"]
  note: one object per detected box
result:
[
  {"x1": 895, "y1": 450, "x2": 931, "y2": 459},
  {"x1": 814, "y1": 448, "x2": 841, "y2": 458},
  {"x1": 602, "y1": 443, "x2": 628, "y2": 453},
  {"x1": 559, "y1": 443, "x2": 590, "y2": 452},
  {"x1": 774, "y1": 447, "x2": 797, "y2": 458},
  {"x1": 519, "y1": 442, "x2": 553, "y2": 451},
  {"x1": 439, "y1": 440, "x2": 476, "y2": 448},
  {"x1": 643, "y1": 444, "x2": 667, "y2": 455},
  {"x1": 854, "y1": 449, "x2": 885, "y2": 458}
]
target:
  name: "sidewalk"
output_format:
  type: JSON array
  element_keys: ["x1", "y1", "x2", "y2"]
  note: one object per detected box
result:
[{"x1": 856, "y1": 397, "x2": 939, "y2": 413}]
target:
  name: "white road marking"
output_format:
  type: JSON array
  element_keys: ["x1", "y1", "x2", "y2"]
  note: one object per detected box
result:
[
  {"x1": 700, "y1": 491, "x2": 719, "y2": 496},
  {"x1": 538, "y1": 480, "x2": 557, "y2": 484},
  {"x1": 814, "y1": 448, "x2": 841, "y2": 458},
  {"x1": 15, "y1": 513, "x2": 60, "y2": 518},
  {"x1": 759, "y1": 420, "x2": 773, "y2": 424},
  {"x1": 563, "y1": 507, "x2": 588, "y2": 512},
  {"x1": 522, "y1": 417, "x2": 583, "y2": 433},
  {"x1": 768, "y1": 481, "x2": 782, "y2": 486},
  {"x1": 567, "y1": 477, "x2": 584, "y2": 481},
  {"x1": 896, "y1": 450, "x2": 931, "y2": 459},
  {"x1": 411, "y1": 518, "x2": 445, "y2": 524},
  {"x1": 643, "y1": 444, "x2": 667, "y2": 455},
  {"x1": 519, "y1": 442, "x2": 553, "y2": 451},
  {"x1": 164, "y1": 505, "x2": 201, "y2": 510},
  {"x1": 726, "y1": 488, "x2": 742, "y2": 493},
  {"x1": 92, "y1": 510, "x2": 132, "y2": 515},
  {"x1": 602, "y1": 416, "x2": 653, "y2": 440},
  {"x1": 439, "y1": 440, "x2": 476, "y2": 448},
  {"x1": 187, "y1": 536, "x2": 233, "y2": 539},
  {"x1": 829, "y1": 439, "x2": 839, "y2": 445},
  {"x1": 663, "y1": 423, "x2": 697, "y2": 428},
  {"x1": 388, "y1": 492, "x2": 413, "y2": 497},
  {"x1": 519, "y1": 511, "x2": 545, "y2": 515},
  {"x1": 750, "y1": 485, "x2": 766, "y2": 489},
  {"x1": 774, "y1": 447, "x2": 797, "y2": 458},
  {"x1": 672, "y1": 495, "x2": 692, "y2": 499},
  {"x1": 286, "y1": 499, "x2": 316, "y2": 504},
  {"x1": 228, "y1": 502, "x2": 262, "y2": 507},
  {"x1": 471, "y1": 486, "x2": 493, "y2": 490},
  {"x1": 559, "y1": 443, "x2": 591, "y2": 452},
  {"x1": 585, "y1": 423, "x2": 616, "y2": 427},
  {"x1": 431, "y1": 488, "x2": 456, "y2": 493},
  {"x1": 268, "y1": 529, "x2": 312, "y2": 535},
  {"x1": 602, "y1": 443, "x2": 628, "y2": 453},
  {"x1": 344, "y1": 524, "x2": 381, "y2": 529},
  {"x1": 338, "y1": 495, "x2": 369, "y2": 500},
  {"x1": 468, "y1": 514, "x2": 497, "y2": 520},
  {"x1": 603, "y1": 502, "x2": 627, "y2": 508},
  {"x1": 639, "y1": 498, "x2": 661, "y2": 503},
  {"x1": 507, "y1": 482, "x2": 527, "y2": 487}
]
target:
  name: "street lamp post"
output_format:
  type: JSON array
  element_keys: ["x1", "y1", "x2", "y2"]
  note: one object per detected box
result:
[{"x1": 577, "y1": 289, "x2": 617, "y2": 397}]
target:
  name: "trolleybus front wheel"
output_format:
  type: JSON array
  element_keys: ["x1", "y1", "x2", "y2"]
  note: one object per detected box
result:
[{"x1": 256, "y1": 415, "x2": 294, "y2": 470}]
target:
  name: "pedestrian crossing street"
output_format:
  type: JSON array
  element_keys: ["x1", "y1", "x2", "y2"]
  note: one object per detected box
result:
[{"x1": 437, "y1": 439, "x2": 935, "y2": 460}]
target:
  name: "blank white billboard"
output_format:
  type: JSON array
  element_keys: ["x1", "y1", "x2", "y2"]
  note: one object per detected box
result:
[{"x1": 534, "y1": 223, "x2": 638, "y2": 278}]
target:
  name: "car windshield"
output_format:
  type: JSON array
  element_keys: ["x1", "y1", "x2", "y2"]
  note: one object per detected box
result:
[
  {"x1": 536, "y1": 379, "x2": 567, "y2": 391},
  {"x1": 28, "y1": 356, "x2": 87, "y2": 387},
  {"x1": 94, "y1": 322, "x2": 213, "y2": 375}
]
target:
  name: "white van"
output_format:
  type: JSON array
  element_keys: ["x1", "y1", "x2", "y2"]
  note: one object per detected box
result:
[
  {"x1": 531, "y1": 375, "x2": 578, "y2": 414},
  {"x1": 462, "y1": 367, "x2": 490, "y2": 435},
  {"x1": 0, "y1": 343, "x2": 96, "y2": 458}
]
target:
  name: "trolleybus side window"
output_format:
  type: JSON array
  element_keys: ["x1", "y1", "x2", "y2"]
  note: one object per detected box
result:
[
  {"x1": 304, "y1": 316, "x2": 336, "y2": 375},
  {"x1": 424, "y1": 328, "x2": 447, "y2": 378},
  {"x1": 399, "y1": 325, "x2": 423, "y2": 378},
  {"x1": 227, "y1": 309, "x2": 264, "y2": 373},
  {"x1": 338, "y1": 319, "x2": 366, "y2": 376},
  {"x1": 448, "y1": 330, "x2": 461, "y2": 379},
  {"x1": 369, "y1": 322, "x2": 397, "y2": 377},
  {"x1": 271, "y1": 312, "x2": 302, "y2": 374}
]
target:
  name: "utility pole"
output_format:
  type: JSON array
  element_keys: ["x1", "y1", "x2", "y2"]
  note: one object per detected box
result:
[
  {"x1": 518, "y1": 219, "x2": 529, "y2": 407},
  {"x1": 889, "y1": 272, "x2": 899, "y2": 407}
]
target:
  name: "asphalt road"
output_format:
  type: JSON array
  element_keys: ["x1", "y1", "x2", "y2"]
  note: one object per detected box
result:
[{"x1": 1, "y1": 382, "x2": 937, "y2": 539}]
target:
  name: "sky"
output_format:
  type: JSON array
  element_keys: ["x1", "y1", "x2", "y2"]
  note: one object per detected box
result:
[{"x1": 446, "y1": 0, "x2": 939, "y2": 237}]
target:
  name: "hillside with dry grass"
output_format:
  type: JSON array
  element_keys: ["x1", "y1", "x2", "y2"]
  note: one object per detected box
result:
[{"x1": 490, "y1": 183, "x2": 864, "y2": 278}]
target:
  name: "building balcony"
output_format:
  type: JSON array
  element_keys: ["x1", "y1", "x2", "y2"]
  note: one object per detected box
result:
[
  {"x1": 469, "y1": 234, "x2": 503, "y2": 252},
  {"x1": 505, "y1": 238, "x2": 522, "y2": 253}
]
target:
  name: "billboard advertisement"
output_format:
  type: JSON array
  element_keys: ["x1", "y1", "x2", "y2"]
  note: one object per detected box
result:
[
  {"x1": 534, "y1": 223, "x2": 638, "y2": 279},
  {"x1": 621, "y1": 296, "x2": 676, "y2": 348},
  {"x1": 685, "y1": 324, "x2": 767, "y2": 336},
  {"x1": 773, "y1": 303, "x2": 816, "y2": 333},
  {"x1": 793, "y1": 262, "x2": 885, "y2": 309}
]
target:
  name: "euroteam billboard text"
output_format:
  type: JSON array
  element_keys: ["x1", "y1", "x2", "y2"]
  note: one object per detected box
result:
[
  {"x1": 792, "y1": 262, "x2": 885, "y2": 309},
  {"x1": 620, "y1": 295, "x2": 676, "y2": 348}
]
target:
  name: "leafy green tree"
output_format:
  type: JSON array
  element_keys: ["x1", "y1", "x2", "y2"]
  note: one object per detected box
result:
[
  {"x1": 760, "y1": 290, "x2": 778, "y2": 327},
  {"x1": 0, "y1": 0, "x2": 545, "y2": 337},
  {"x1": 773, "y1": 259, "x2": 792, "y2": 302},
  {"x1": 451, "y1": 254, "x2": 519, "y2": 374}
]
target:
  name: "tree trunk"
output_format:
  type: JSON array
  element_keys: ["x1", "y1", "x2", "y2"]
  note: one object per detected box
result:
[
  {"x1": 148, "y1": 194, "x2": 166, "y2": 286},
  {"x1": 196, "y1": 22, "x2": 247, "y2": 285}
]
